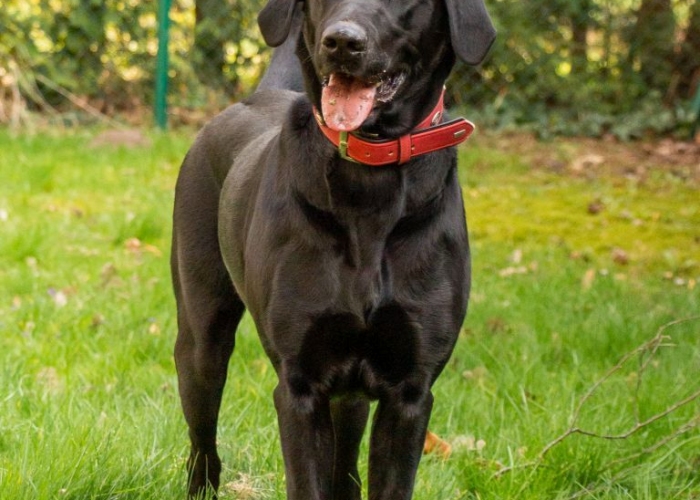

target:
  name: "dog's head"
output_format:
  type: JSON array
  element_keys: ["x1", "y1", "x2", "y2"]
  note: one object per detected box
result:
[{"x1": 259, "y1": 0, "x2": 496, "y2": 137}]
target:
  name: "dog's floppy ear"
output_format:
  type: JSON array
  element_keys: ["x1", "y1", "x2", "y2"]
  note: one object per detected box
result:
[
  {"x1": 258, "y1": 0, "x2": 299, "y2": 47},
  {"x1": 444, "y1": 0, "x2": 497, "y2": 65}
]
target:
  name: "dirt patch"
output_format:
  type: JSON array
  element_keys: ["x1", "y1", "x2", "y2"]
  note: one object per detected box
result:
[
  {"x1": 89, "y1": 129, "x2": 152, "y2": 148},
  {"x1": 478, "y1": 132, "x2": 700, "y2": 185}
]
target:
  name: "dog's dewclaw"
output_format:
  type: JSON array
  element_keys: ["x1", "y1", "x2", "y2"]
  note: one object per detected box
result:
[
  {"x1": 322, "y1": 73, "x2": 376, "y2": 132},
  {"x1": 423, "y1": 430, "x2": 452, "y2": 459}
]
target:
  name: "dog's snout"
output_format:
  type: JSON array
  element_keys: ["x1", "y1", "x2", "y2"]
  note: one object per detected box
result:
[{"x1": 321, "y1": 21, "x2": 368, "y2": 58}]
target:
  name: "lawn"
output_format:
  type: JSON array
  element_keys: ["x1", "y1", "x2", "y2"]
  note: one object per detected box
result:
[{"x1": 0, "y1": 128, "x2": 698, "y2": 499}]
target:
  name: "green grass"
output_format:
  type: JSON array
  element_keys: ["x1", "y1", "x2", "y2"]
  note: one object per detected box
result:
[{"x1": 0, "y1": 128, "x2": 698, "y2": 499}]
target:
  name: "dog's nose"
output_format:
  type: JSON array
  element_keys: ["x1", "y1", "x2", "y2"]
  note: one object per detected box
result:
[{"x1": 321, "y1": 21, "x2": 368, "y2": 58}]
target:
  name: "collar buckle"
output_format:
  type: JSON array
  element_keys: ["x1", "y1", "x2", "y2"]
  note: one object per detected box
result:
[{"x1": 338, "y1": 131, "x2": 358, "y2": 163}]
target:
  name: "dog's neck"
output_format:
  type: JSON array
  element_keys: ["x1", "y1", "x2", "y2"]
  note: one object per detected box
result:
[{"x1": 312, "y1": 89, "x2": 475, "y2": 167}]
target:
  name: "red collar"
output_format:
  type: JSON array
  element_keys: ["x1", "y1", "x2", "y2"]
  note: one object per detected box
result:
[{"x1": 313, "y1": 89, "x2": 475, "y2": 166}]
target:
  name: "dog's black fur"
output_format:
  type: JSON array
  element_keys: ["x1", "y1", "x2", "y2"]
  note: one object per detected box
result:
[{"x1": 172, "y1": 1, "x2": 495, "y2": 498}]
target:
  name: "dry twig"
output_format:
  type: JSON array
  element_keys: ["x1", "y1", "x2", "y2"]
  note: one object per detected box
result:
[
  {"x1": 34, "y1": 73, "x2": 125, "y2": 129},
  {"x1": 495, "y1": 316, "x2": 700, "y2": 479}
]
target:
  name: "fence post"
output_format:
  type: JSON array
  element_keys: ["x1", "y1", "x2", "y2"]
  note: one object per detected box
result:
[{"x1": 155, "y1": 0, "x2": 172, "y2": 129}]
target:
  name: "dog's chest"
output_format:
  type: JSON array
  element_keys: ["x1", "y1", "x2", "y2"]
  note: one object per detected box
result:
[
  {"x1": 295, "y1": 163, "x2": 410, "y2": 293},
  {"x1": 287, "y1": 301, "x2": 426, "y2": 400},
  {"x1": 292, "y1": 194, "x2": 398, "y2": 319}
]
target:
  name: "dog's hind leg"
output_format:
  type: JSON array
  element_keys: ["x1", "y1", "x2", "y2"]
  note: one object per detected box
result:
[
  {"x1": 331, "y1": 396, "x2": 369, "y2": 500},
  {"x1": 172, "y1": 157, "x2": 245, "y2": 498},
  {"x1": 173, "y1": 286, "x2": 243, "y2": 498}
]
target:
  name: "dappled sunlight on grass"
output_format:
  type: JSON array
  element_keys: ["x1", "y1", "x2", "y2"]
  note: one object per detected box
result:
[{"x1": 461, "y1": 133, "x2": 700, "y2": 282}]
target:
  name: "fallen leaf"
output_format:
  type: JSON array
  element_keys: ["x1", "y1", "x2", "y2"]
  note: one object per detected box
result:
[
  {"x1": 37, "y1": 367, "x2": 63, "y2": 394},
  {"x1": 451, "y1": 435, "x2": 487, "y2": 453},
  {"x1": 463, "y1": 366, "x2": 489, "y2": 386},
  {"x1": 582, "y1": 268, "x2": 596, "y2": 290},
  {"x1": 424, "y1": 430, "x2": 452, "y2": 459},
  {"x1": 148, "y1": 322, "x2": 161, "y2": 335},
  {"x1": 570, "y1": 154, "x2": 604, "y2": 173},
  {"x1": 587, "y1": 199, "x2": 605, "y2": 215},
  {"x1": 91, "y1": 314, "x2": 105, "y2": 328},
  {"x1": 100, "y1": 263, "x2": 119, "y2": 287},
  {"x1": 124, "y1": 237, "x2": 142, "y2": 253},
  {"x1": 612, "y1": 248, "x2": 629, "y2": 265},
  {"x1": 499, "y1": 266, "x2": 528, "y2": 277},
  {"x1": 124, "y1": 237, "x2": 162, "y2": 257},
  {"x1": 48, "y1": 288, "x2": 68, "y2": 307},
  {"x1": 511, "y1": 248, "x2": 523, "y2": 264},
  {"x1": 485, "y1": 317, "x2": 508, "y2": 334},
  {"x1": 90, "y1": 129, "x2": 151, "y2": 148},
  {"x1": 223, "y1": 473, "x2": 262, "y2": 499}
]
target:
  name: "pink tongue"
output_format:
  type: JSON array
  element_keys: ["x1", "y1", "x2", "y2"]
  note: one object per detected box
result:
[{"x1": 321, "y1": 73, "x2": 377, "y2": 132}]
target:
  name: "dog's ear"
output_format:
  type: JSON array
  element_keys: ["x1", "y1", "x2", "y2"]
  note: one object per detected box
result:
[
  {"x1": 258, "y1": 0, "x2": 299, "y2": 47},
  {"x1": 444, "y1": 0, "x2": 497, "y2": 65}
]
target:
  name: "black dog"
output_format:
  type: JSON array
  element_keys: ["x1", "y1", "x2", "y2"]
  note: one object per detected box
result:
[{"x1": 171, "y1": 1, "x2": 495, "y2": 498}]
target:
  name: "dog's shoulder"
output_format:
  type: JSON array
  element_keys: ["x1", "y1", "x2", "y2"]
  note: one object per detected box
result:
[
  {"x1": 203, "y1": 89, "x2": 299, "y2": 139},
  {"x1": 187, "y1": 89, "x2": 303, "y2": 184},
  {"x1": 241, "y1": 89, "x2": 302, "y2": 122}
]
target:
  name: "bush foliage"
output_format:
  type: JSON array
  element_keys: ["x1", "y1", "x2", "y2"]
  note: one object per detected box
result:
[{"x1": 1, "y1": 0, "x2": 699, "y2": 137}]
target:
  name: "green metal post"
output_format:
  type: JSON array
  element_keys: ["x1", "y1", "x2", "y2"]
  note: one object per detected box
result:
[{"x1": 155, "y1": 0, "x2": 172, "y2": 129}]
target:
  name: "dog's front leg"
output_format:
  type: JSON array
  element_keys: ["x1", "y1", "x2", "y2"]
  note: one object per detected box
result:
[
  {"x1": 274, "y1": 382, "x2": 334, "y2": 500},
  {"x1": 368, "y1": 389, "x2": 434, "y2": 500},
  {"x1": 330, "y1": 396, "x2": 370, "y2": 500}
]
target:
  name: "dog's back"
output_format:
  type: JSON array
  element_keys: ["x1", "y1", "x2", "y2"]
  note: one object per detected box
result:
[{"x1": 178, "y1": 0, "x2": 304, "y2": 191}]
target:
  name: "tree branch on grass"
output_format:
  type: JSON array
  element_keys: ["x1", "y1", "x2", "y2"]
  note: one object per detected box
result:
[
  {"x1": 602, "y1": 414, "x2": 700, "y2": 470},
  {"x1": 495, "y1": 316, "x2": 700, "y2": 479},
  {"x1": 565, "y1": 416, "x2": 699, "y2": 500}
]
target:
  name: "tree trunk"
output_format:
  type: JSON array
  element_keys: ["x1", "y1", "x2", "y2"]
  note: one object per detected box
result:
[
  {"x1": 193, "y1": 0, "x2": 236, "y2": 93},
  {"x1": 570, "y1": 0, "x2": 592, "y2": 76},
  {"x1": 630, "y1": 0, "x2": 676, "y2": 96},
  {"x1": 675, "y1": 1, "x2": 700, "y2": 100}
]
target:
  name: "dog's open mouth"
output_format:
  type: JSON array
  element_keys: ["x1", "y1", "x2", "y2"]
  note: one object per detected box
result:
[{"x1": 321, "y1": 72, "x2": 405, "y2": 132}]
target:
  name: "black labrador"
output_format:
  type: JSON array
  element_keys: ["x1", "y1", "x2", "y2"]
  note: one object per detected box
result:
[{"x1": 171, "y1": 0, "x2": 495, "y2": 498}]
